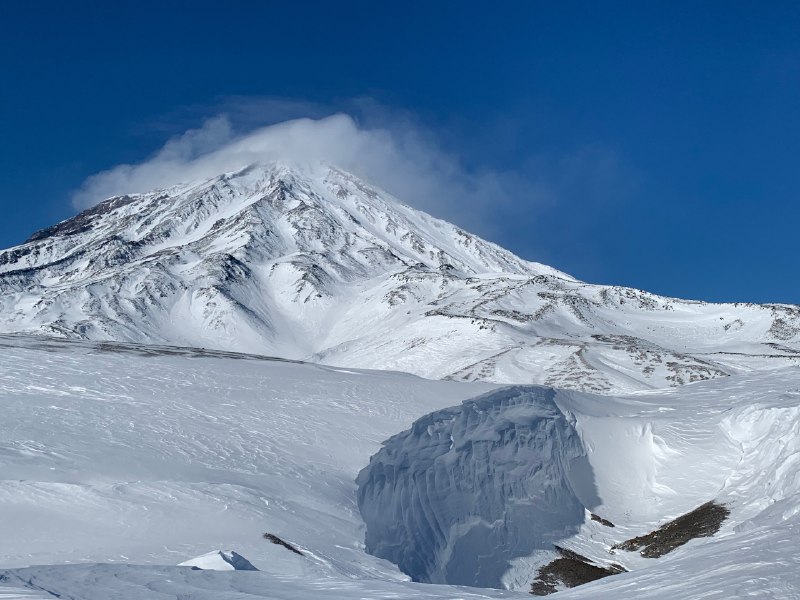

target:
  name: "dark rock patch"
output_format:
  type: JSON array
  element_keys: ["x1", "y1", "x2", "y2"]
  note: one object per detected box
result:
[
  {"x1": 612, "y1": 500, "x2": 730, "y2": 558},
  {"x1": 530, "y1": 546, "x2": 625, "y2": 596},
  {"x1": 263, "y1": 533, "x2": 304, "y2": 556},
  {"x1": 590, "y1": 513, "x2": 615, "y2": 527},
  {"x1": 26, "y1": 195, "x2": 138, "y2": 242}
]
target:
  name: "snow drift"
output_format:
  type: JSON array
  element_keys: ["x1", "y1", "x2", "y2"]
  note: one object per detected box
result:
[
  {"x1": 178, "y1": 550, "x2": 258, "y2": 571},
  {"x1": 357, "y1": 386, "x2": 597, "y2": 588}
]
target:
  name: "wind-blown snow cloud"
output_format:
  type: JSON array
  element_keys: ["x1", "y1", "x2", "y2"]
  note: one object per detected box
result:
[
  {"x1": 72, "y1": 106, "x2": 634, "y2": 249},
  {"x1": 72, "y1": 112, "x2": 550, "y2": 236}
]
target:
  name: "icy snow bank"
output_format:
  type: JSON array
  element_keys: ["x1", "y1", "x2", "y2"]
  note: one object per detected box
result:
[
  {"x1": 357, "y1": 386, "x2": 597, "y2": 588},
  {"x1": 720, "y1": 399, "x2": 800, "y2": 528},
  {"x1": 178, "y1": 550, "x2": 258, "y2": 571}
]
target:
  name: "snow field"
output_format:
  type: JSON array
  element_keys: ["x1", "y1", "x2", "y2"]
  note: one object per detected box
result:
[
  {"x1": 0, "y1": 336, "x2": 495, "y2": 576},
  {"x1": 0, "y1": 337, "x2": 799, "y2": 598}
]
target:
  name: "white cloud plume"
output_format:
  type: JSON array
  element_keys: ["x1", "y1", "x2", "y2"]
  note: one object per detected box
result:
[
  {"x1": 72, "y1": 113, "x2": 548, "y2": 238},
  {"x1": 72, "y1": 107, "x2": 633, "y2": 254}
]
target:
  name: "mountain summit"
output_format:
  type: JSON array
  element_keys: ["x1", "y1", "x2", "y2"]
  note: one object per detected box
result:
[{"x1": 1, "y1": 161, "x2": 798, "y2": 392}]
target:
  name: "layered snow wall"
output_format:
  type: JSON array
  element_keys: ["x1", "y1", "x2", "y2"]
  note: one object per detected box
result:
[{"x1": 356, "y1": 386, "x2": 596, "y2": 589}]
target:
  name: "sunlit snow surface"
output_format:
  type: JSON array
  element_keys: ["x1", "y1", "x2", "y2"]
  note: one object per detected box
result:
[
  {"x1": 1, "y1": 335, "x2": 799, "y2": 598},
  {"x1": 1, "y1": 162, "x2": 798, "y2": 394}
]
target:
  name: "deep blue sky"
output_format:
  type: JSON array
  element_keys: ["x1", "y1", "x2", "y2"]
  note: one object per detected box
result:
[{"x1": 1, "y1": 1, "x2": 799, "y2": 303}]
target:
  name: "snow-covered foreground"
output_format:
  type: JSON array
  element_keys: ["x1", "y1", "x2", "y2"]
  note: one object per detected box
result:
[
  {"x1": 357, "y1": 375, "x2": 800, "y2": 596},
  {"x1": 1, "y1": 335, "x2": 799, "y2": 598},
  {"x1": 0, "y1": 335, "x2": 494, "y2": 571}
]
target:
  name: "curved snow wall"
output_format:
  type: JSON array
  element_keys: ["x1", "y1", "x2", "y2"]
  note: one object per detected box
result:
[{"x1": 356, "y1": 386, "x2": 598, "y2": 589}]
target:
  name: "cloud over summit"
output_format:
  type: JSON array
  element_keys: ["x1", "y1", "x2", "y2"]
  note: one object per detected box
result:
[
  {"x1": 72, "y1": 113, "x2": 527, "y2": 237},
  {"x1": 71, "y1": 107, "x2": 632, "y2": 262}
]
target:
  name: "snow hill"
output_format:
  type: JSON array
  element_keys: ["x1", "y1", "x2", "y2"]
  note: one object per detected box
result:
[
  {"x1": 0, "y1": 161, "x2": 798, "y2": 393},
  {"x1": 0, "y1": 336, "x2": 798, "y2": 598}
]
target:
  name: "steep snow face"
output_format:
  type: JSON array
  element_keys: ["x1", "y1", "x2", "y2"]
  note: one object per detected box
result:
[
  {"x1": 0, "y1": 161, "x2": 798, "y2": 392},
  {"x1": 357, "y1": 387, "x2": 595, "y2": 588},
  {"x1": 719, "y1": 396, "x2": 800, "y2": 528}
]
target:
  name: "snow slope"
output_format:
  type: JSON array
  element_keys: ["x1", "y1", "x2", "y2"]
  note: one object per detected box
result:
[
  {"x1": 1, "y1": 336, "x2": 799, "y2": 598},
  {"x1": 0, "y1": 162, "x2": 798, "y2": 393},
  {"x1": 0, "y1": 334, "x2": 493, "y2": 572},
  {"x1": 357, "y1": 373, "x2": 800, "y2": 594}
]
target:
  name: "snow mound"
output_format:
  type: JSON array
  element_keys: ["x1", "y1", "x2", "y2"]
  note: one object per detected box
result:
[
  {"x1": 178, "y1": 550, "x2": 258, "y2": 571},
  {"x1": 357, "y1": 386, "x2": 597, "y2": 588}
]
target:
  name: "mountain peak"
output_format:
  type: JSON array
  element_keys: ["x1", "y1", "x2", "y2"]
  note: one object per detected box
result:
[
  {"x1": 0, "y1": 164, "x2": 797, "y2": 391},
  {"x1": 16, "y1": 161, "x2": 559, "y2": 279}
]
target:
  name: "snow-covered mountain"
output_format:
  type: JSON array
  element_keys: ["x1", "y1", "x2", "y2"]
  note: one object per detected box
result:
[{"x1": 1, "y1": 161, "x2": 798, "y2": 392}]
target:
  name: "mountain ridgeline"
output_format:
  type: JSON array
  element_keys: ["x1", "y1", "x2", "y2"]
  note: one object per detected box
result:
[{"x1": 0, "y1": 162, "x2": 798, "y2": 393}]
